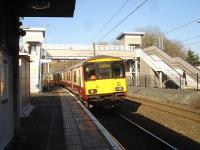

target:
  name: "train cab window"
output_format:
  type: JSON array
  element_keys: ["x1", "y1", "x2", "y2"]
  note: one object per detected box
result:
[
  {"x1": 85, "y1": 63, "x2": 96, "y2": 80},
  {"x1": 112, "y1": 61, "x2": 125, "y2": 78},
  {"x1": 97, "y1": 62, "x2": 111, "y2": 79}
]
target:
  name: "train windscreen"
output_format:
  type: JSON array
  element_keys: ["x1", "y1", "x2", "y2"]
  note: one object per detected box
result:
[{"x1": 84, "y1": 60, "x2": 125, "y2": 80}]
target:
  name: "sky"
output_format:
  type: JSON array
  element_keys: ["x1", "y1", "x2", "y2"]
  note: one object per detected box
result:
[{"x1": 22, "y1": 0, "x2": 200, "y2": 55}]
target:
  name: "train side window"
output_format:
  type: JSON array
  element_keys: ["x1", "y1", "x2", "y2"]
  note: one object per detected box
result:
[
  {"x1": 85, "y1": 63, "x2": 96, "y2": 80},
  {"x1": 67, "y1": 72, "x2": 71, "y2": 81},
  {"x1": 69, "y1": 72, "x2": 71, "y2": 81},
  {"x1": 73, "y1": 71, "x2": 76, "y2": 83}
]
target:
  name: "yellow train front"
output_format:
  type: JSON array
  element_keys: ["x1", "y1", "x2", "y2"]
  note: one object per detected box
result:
[{"x1": 83, "y1": 55, "x2": 127, "y2": 108}]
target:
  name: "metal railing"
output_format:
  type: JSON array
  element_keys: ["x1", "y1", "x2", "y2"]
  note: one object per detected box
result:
[
  {"x1": 42, "y1": 44, "x2": 135, "y2": 51},
  {"x1": 127, "y1": 74, "x2": 200, "y2": 91}
]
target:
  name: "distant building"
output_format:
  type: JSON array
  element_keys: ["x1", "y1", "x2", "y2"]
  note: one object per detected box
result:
[
  {"x1": 116, "y1": 32, "x2": 145, "y2": 48},
  {"x1": 21, "y1": 28, "x2": 46, "y2": 93}
]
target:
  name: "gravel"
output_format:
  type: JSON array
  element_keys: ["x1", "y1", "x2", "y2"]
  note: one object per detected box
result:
[
  {"x1": 136, "y1": 105, "x2": 200, "y2": 143},
  {"x1": 127, "y1": 86, "x2": 200, "y2": 110}
]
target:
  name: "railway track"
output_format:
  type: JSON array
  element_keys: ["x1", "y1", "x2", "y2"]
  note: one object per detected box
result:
[
  {"x1": 117, "y1": 113, "x2": 178, "y2": 150},
  {"x1": 90, "y1": 98, "x2": 200, "y2": 150},
  {"x1": 91, "y1": 108, "x2": 176, "y2": 150},
  {"x1": 69, "y1": 90, "x2": 200, "y2": 149}
]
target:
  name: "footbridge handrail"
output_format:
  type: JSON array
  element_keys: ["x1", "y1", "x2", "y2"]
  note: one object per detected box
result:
[
  {"x1": 144, "y1": 46, "x2": 200, "y2": 82},
  {"x1": 43, "y1": 44, "x2": 135, "y2": 51},
  {"x1": 136, "y1": 49, "x2": 160, "y2": 71},
  {"x1": 136, "y1": 49, "x2": 182, "y2": 85}
]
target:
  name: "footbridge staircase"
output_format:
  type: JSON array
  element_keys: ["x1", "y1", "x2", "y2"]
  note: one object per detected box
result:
[{"x1": 140, "y1": 46, "x2": 200, "y2": 89}]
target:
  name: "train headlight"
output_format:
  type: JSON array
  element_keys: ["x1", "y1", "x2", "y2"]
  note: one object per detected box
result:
[
  {"x1": 88, "y1": 89, "x2": 97, "y2": 94},
  {"x1": 115, "y1": 87, "x2": 123, "y2": 91}
]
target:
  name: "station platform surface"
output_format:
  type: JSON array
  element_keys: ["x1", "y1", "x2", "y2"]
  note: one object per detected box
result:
[{"x1": 7, "y1": 88, "x2": 121, "y2": 150}]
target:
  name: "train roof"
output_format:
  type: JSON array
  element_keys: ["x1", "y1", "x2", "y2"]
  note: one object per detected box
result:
[{"x1": 86, "y1": 55, "x2": 122, "y2": 62}]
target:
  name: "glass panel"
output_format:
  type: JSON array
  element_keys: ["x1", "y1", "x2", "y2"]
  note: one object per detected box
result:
[
  {"x1": 112, "y1": 61, "x2": 125, "y2": 78},
  {"x1": 85, "y1": 63, "x2": 96, "y2": 80},
  {"x1": 84, "y1": 61, "x2": 124, "y2": 80},
  {"x1": 97, "y1": 62, "x2": 111, "y2": 79}
]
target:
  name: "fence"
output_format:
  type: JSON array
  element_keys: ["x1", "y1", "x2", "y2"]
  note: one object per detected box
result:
[{"x1": 126, "y1": 73, "x2": 200, "y2": 91}]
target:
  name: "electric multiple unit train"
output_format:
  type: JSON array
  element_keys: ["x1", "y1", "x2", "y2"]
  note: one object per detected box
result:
[{"x1": 54, "y1": 55, "x2": 127, "y2": 108}]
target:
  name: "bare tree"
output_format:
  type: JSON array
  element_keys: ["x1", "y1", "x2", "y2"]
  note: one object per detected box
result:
[{"x1": 136, "y1": 26, "x2": 186, "y2": 59}]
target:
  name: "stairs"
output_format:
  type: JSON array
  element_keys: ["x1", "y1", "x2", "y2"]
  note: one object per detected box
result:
[{"x1": 136, "y1": 48, "x2": 199, "y2": 89}]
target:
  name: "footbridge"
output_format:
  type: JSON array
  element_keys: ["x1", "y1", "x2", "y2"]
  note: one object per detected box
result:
[
  {"x1": 42, "y1": 44, "x2": 136, "y2": 59},
  {"x1": 41, "y1": 44, "x2": 200, "y2": 90}
]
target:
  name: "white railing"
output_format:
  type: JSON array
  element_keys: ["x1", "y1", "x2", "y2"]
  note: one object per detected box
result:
[
  {"x1": 136, "y1": 49, "x2": 160, "y2": 71},
  {"x1": 137, "y1": 49, "x2": 197, "y2": 87},
  {"x1": 156, "y1": 60, "x2": 181, "y2": 85},
  {"x1": 136, "y1": 49, "x2": 181, "y2": 85},
  {"x1": 42, "y1": 44, "x2": 135, "y2": 51}
]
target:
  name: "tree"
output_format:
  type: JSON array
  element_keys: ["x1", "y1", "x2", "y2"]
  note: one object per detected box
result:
[
  {"x1": 136, "y1": 26, "x2": 163, "y2": 48},
  {"x1": 186, "y1": 50, "x2": 200, "y2": 66},
  {"x1": 163, "y1": 38, "x2": 186, "y2": 59},
  {"x1": 136, "y1": 26, "x2": 186, "y2": 59}
]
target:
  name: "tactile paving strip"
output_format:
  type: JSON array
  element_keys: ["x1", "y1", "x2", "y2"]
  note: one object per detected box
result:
[{"x1": 60, "y1": 93, "x2": 83, "y2": 150}]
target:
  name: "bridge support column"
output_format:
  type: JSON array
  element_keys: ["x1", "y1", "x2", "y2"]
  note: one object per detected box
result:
[
  {"x1": 159, "y1": 71, "x2": 162, "y2": 87},
  {"x1": 134, "y1": 58, "x2": 140, "y2": 86},
  {"x1": 130, "y1": 63, "x2": 133, "y2": 84}
]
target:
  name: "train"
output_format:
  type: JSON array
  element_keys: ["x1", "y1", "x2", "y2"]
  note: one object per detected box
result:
[{"x1": 54, "y1": 55, "x2": 127, "y2": 108}]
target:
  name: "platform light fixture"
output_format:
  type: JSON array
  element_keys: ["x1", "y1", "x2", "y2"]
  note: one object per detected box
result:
[{"x1": 32, "y1": 0, "x2": 50, "y2": 10}]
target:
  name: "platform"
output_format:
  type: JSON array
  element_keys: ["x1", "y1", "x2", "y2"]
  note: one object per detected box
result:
[
  {"x1": 59, "y1": 88, "x2": 122, "y2": 149},
  {"x1": 6, "y1": 88, "x2": 121, "y2": 150}
]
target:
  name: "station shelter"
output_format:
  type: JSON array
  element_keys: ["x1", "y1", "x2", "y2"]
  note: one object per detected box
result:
[{"x1": 0, "y1": 1, "x2": 76, "y2": 149}]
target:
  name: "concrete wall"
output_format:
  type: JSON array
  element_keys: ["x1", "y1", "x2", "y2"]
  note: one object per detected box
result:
[
  {"x1": 118, "y1": 36, "x2": 125, "y2": 45},
  {"x1": 140, "y1": 59, "x2": 159, "y2": 87},
  {"x1": 30, "y1": 57, "x2": 40, "y2": 93},
  {"x1": 124, "y1": 35, "x2": 142, "y2": 46},
  {"x1": 19, "y1": 56, "x2": 30, "y2": 114},
  {"x1": 117, "y1": 34, "x2": 143, "y2": 47},
  {"x1": 22, "y1": 28, "x2": 45, "y2": 93},
  {"x1": 0, "y1": 15, "x2": 18, "y2": 150},
  {"x1": 0, "y1": 54, "x2": 14, "y2": 150},
  {"x1": 23, "y1": 29, "x2": 45, "y2": 44}
]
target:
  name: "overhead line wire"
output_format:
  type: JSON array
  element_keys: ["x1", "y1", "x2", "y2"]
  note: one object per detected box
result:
[
  {"x1": 181, "y1": 35, "x2": 200, "y2": 43},
  {"x1": 184, "y1": 40, "x2": 200, "y2": 46},
  {"x1": 164, "y1": 18, "x2": 200, "y2": 35},
  {"x1": 94, "y1": 0, "x2": 130, "y2": 40},
  {"x1": 174, "y1": 35, "x2": 200, "y2": 45},
  {"x1": 97, "y1": 0, "x2": 148, "y2": 43}
]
